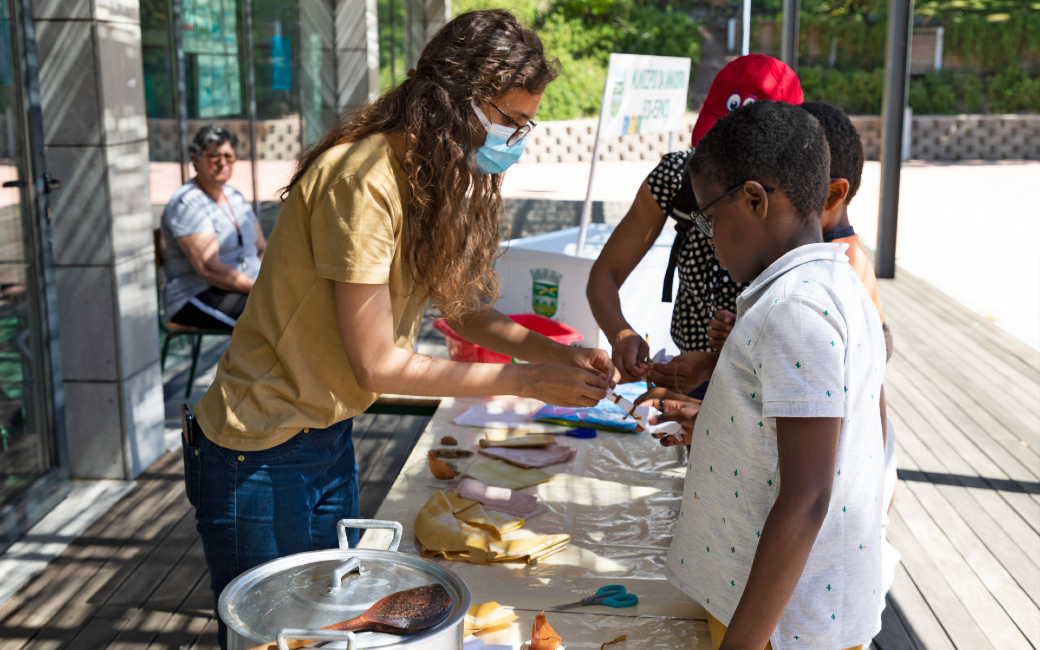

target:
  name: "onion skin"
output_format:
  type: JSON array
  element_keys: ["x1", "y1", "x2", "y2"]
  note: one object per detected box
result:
[{"x1": 531, "y1": 611, "x2": 562, "y2": 650}]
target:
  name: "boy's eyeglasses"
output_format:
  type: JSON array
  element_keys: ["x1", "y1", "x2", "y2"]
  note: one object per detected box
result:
[
  {"x1": 489, "y1": 101, "x2": 537, "y2": 146},
  {"x1": 692, "y1": 182, "x2": 775, "y2": 238}
]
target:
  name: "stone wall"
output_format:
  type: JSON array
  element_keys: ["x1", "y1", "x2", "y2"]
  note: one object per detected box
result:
[
  {"x1": 518, "y1": 117, "x2": 700, "y2": 164},
  {"x1": 520, "y1": 114, "x2": 1040, "y2": 163},
  {"x1": 144, "y1": 112, "x2": 1040, "y2": 165},
  {"x1": 147, "y1": 118, "x2": 302, "y2": 162},
  {"x1": 851, "y1": 114, "x2": 1040, "y2": 161}
]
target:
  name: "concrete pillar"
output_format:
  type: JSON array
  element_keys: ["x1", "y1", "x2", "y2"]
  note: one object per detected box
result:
[
  {"x1": 425, "y1": 0, "x2": 449, "y2": 41},
  {"x1": 876, "y1": 0, "x2": 914, "y2": 279},
  {"x1": 401, "y1": 0, "x2": 424, "y2": 71},
  {"x1": 781, "y1": 0, "x2": 800, "y2": 70},
  {"x1": 32, "y1": 0, "x2": 165, "y2": 478},
  {"x1": 335, "y1": 0, "x2": 379, "y2": 114},
  {"x1": 300, "y1": 0, "x2": 338, "y2": 145}
]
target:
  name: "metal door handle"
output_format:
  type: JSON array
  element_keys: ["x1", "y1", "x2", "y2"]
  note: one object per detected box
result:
[{"x1": 43, "y1": 173, "x2": 60, "y2": 192}]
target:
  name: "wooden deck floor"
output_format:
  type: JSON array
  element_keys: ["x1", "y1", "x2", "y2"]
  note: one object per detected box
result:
[
  {"x1": 0, "y1": 268, "x2": 1036, "y2": 650},
  {"x1": 0, "y1": 410, "x2": 430, "y2": 650},
  {"x1": 873, "y1": 272, "x2": 1039, "y2": 650}
]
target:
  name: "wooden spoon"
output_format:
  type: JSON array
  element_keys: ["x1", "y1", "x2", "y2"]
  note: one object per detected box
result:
[{"x1": 245, "y1": 583, "x2": 453, "y2": 650}]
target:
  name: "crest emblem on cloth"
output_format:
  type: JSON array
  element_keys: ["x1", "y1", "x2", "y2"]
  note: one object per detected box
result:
[{"x1": 530, "y1": 268, "x2": 562, "y2": 319}]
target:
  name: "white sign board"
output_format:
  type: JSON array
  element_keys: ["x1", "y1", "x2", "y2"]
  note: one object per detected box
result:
[
  {"x1": 596, "y1": 53, "x2": 691, "y2": 138},
  {"x1": 576, "y1": 52, "x2": 692, "y2": 252}
]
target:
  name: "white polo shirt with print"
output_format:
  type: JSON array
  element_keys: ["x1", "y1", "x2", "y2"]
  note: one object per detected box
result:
[{"x1": 665, "y1": 242, "x2": 887, "y2": 650}]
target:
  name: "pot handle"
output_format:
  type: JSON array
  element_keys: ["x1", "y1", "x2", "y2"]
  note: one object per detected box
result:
[
  {"x1": 336, "y1": 519, "x2": 403, "y2": 551},
  {"x1": 275, "y1": 628, "x2": 356, "y2": 650},
  {"x1": 321, "y1": 556, "x2": 362, "y2": 597}
]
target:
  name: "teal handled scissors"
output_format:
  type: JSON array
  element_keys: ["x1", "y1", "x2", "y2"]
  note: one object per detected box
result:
[{"x1": 551, "y1": 585, "x2": 639, "y2": 610}]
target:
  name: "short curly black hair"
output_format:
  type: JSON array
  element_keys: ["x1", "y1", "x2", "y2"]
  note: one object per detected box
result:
[
  {"x1": 801, "y1": 102, "x2": 864, "y2": 204},
  {"x1": 189, "y1": 125, "x2": 239, "y2": 159},
  {"x1": 689, "y1": 100, "x2": 830, "y2": 222}
]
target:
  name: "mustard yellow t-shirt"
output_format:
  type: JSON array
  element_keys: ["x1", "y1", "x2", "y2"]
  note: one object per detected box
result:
[{"x1": 195, "y1": 134, "x2": 425, "y2": 451}]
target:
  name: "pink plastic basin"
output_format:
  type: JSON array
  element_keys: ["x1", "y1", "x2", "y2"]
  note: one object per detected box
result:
[{"x1": 432, "y1": 314, "x2": 583, "y2": 363}]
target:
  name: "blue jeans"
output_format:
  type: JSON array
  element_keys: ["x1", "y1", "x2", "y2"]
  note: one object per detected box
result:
[{"x1": 181, "y1": 418, "x2": 360, "y2": 649}]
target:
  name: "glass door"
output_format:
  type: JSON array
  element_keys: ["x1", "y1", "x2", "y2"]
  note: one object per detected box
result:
[{"x1": 0, "y1": 0, "x2": 67, "y2": 548}]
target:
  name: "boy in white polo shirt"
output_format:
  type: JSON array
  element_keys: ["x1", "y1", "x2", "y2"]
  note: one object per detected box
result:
[{"x1": 651, "y1": 100, "x2": 886, "y2": 650}]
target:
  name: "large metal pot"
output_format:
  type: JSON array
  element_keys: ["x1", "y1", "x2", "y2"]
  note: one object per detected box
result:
[{"x1": 220, "y1": 519, "x2": 471, "y2": 650}]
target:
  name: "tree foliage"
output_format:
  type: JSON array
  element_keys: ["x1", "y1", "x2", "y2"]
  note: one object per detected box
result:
[{"x1": 454, "y1": 0, "x2": 703, "y2": 119}]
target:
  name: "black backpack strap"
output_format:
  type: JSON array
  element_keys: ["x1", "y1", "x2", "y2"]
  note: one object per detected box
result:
[{"x1": 662, "y1": 154, "x2": 699, "y2": 302}]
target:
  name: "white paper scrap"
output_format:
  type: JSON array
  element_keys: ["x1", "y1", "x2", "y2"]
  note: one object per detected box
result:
[
  {"x1": 465, "y1": 637, "x2": 513, "y2": 650},
  {"x1": 454, "y1": 407, "x2": 531, "y2": 429},
  {"x1": 605, "y1": 388, "x2": 684, "y2": 439},
  {"x1": 651, "y1": 348, "x2": 675, "y2": 364}
]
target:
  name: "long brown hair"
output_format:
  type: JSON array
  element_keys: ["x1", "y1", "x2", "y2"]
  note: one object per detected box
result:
[{"x1": 285, "y1": 10, "x2": 558, "y2": 320}]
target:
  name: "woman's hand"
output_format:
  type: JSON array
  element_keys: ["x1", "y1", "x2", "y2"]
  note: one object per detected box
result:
[
  {"x1": 646, "y1": 351, "x2": 718, "y2": 394},
  {"x1": 556, "y1": 344, "x2": 619, "y2": 387},
  {"x1": 648, "y1": 401, "x2": 701, "y2": 447},
  {"x1": 611, "y1": 329, "x2": 650, "y2": 383},
  {"x1": 707, "y1": 309, "x2": 736, "y2": 351},
  {"x1": 517, "y1": 363, "x2": 609, "y2": 407}
]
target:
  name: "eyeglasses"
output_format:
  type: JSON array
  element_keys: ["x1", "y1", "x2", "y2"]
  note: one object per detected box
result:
[
  {"x1": 204, "y1": 152, "x2": 236, "y2": 163},
  {"x1": 489, "y1": 101, "x2": 537, "y2": 146},
  {"x1": 692, "y1": 182, "x2": 775, "y2": 239}
]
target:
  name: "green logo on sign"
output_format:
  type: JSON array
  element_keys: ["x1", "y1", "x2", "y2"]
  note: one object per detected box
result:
[
  {"x1": 531, "y1": 268, "x2": 562, "y2": 319},
  {"x1": 611, "y1": 79, "x2": 625, "y2": 117}
]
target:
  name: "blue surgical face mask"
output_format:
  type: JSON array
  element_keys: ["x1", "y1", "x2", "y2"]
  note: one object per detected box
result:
[{"x1": 471, "y1": 99, "x2": 526, "y2": 175}]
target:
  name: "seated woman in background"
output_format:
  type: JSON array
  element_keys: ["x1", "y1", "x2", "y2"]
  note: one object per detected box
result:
[{"x1": 161, "y1": 125, "x2": 266, "y2": 330}]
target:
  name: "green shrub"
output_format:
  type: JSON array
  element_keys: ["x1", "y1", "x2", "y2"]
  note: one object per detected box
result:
[
  {"x1": 943, "y1": 12, "x2": 1040, "y2": 74},
  {"x1": 988, "y1": 67, "x2": 1040, "y2": 113},
  {"x1": 800, "y1": 65, "x2": 1036, "y2": 115},
  {"x1": 754, "y1": 3, "x2": 1040, "y2": 77},
  {"x1": 908, "y1": 71, "x2": 984, "y2": 114},
  {"x1": 452, "y1": 0, "x2": 702, "y2": 120},
  {"x1": 799, "y1": 66, "x2": 885, "y2": 114}
]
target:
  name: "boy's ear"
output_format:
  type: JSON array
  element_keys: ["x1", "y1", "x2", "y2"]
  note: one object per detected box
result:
[
  {"x1": 743, "y1": 181, "x2": 771, "y2": 220},
  {"x1": 823, "y1": 179, "x2": 851, "y2": 211}
]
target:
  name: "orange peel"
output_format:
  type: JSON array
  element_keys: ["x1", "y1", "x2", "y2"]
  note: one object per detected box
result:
[
  {"x1": 428, "y1": 451, "x2": 455, "y2": 480},
  {"x1": 530, "y1": 611, "x2": 562, "y2": 650}
]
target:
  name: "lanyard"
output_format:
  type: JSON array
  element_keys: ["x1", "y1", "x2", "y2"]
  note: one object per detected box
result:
[
  {"x1": 194, "y1": 179, "x2": 244, "y2": 247},
  {"x1": 215, "y1": 193, "x2": 243, "y2": 247}
]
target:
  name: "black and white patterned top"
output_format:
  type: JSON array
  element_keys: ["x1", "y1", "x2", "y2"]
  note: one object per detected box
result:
[{"x1": 648, "y1": 149, "x2": 749, "y2": 353}]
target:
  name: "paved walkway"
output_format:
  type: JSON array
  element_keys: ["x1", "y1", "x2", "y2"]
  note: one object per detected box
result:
[{"x1": 501, "y1": 159, "x2": 1040, "y2": 350}]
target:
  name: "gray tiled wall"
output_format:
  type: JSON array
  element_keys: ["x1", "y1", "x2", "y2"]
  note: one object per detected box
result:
[{"x1": 34, "y1": 0, "x2": 164, "y2": 479}]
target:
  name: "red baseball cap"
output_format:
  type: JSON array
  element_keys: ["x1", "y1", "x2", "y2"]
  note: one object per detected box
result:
[{"x1": 690, "y1": 54, "x2": 804, "y2": 147}]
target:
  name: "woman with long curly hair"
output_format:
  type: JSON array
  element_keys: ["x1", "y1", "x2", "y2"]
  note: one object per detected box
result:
[{"x1": 186, "y1": 10, "x2": 615, "y2": 647}]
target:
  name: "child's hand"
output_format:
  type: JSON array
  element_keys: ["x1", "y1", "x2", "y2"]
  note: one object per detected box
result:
[
  {"x1": 649, "y1": 400, "x2": 700, "y2": 447},
  {"x1": 612, "y1": 329, "x2": 650, "y2": 383},
  {"x1": 707, "y1": 310, "x2": 736, "y2": 351},
  {"x1": 632, "y1": 385, "x2": 696, "y2": 409},
  {"x1": 647, "y1": 351, "x2": 718, "y2": 394}
]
